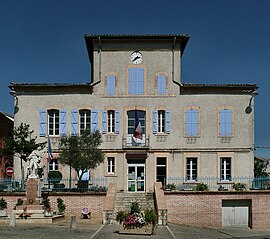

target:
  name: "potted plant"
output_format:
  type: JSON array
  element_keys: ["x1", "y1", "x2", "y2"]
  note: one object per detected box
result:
[
  {"x1": 196, "y1": 183, "x2": 209, "y2": 191},
  {"x1": 233, "y1": 182, "x2": 246, "y2": 191},
  {"x1": 43, "y1": 198, "x2": 53, "y2": 217},
  {"x1": 57, "y1": 197, "x2": 66, "y2": 215},
  {"x1": 117, "y1": 202, "x2": 158, "y2": 235},
  {"x1": 0, "y1": 197, "x2": 7, "y2": 217}
]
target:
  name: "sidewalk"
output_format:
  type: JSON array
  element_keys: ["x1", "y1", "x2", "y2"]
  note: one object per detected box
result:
[{"x1": 0, "y1": 217, "x2": 270, "y2": 239}]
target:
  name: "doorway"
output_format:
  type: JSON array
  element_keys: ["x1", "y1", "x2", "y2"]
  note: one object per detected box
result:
[{"x1": 127, "y1": 163, "x2": 145, "y2": 192}]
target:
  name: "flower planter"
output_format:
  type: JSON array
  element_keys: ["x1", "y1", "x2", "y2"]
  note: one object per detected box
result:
[
  {"x1": 44, "y1": 211, "x2": 53, "y2": 217},
  {"x1": 119, "y1": 223, "x2": 153, "y2": 235}
]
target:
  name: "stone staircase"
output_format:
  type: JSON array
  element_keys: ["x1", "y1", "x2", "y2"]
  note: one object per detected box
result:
[{"x1": 114, "y1": 192, "x2": 155, "y2": 213}]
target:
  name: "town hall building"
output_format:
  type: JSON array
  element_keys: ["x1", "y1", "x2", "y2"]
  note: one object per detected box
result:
[{"x1": 10, "y1": 34, "x2": 257, "y2": 193}]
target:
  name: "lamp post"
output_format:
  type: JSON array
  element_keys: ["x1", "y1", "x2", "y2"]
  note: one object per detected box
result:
[{"x1": 245, "y1": 90, "x2": 258, "y2": 114}]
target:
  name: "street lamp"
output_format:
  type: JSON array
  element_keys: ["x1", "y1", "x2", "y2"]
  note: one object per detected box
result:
[{"x1": 245, "y1": 90, "x2": 258, "y2": 114}]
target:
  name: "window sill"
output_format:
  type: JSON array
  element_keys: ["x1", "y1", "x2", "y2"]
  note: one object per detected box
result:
[
  {"x1": 105, "y1": 173, "x2": 117, "y2": 177},
  {"x1": 218, "y1": 181, "x2": 233, "y2": 184}
]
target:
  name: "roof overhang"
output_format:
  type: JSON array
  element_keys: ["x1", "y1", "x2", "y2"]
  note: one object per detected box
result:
[{"x1": 84, "y1": 34, "x2": 190, "y2": 63}]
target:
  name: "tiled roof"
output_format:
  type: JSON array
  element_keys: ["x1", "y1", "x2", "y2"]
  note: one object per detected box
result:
[
  {"x1": 84, "y1": 33, "x2": 189, "y2": 39},
  {"x1": 181, "y1": 83, "x2": 258, "y2": 88}
]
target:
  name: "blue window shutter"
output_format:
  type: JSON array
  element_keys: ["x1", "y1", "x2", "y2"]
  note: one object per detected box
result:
[
  {"x1": 107, "y1": 76, "x2": 116, "y2": 95},
  {"x1": 226, "y1": 110, "x2": 233, "y2": 136},
  {"x1": 71, "y1": 109, "x2": 78, "y2": 135},
  {"x1": 128, "y1": 68, "x2": 135, "y2": 94},
  {"x1": 128, "y1": 68, "x2": 144, "y2": 94},
  {"x1": 91, "y1": 109, "x2": 98, "y2": 132},
  {"x1": 165, "y1": 111, "x2": 170, "y2": 133},
  {"x1": 115, "y1": 110, "x2": 120, "y2": 134},
  {"x1": 137, "y1": 68, "x2": 144, "y2": 94},
  {"x1": 185, "y1": 110, "x2": 191, "y2": 136},
  {"x1": 60, "y1": 109, "x2": 67, "y2": 136},
  {"x1": 39, "y1": 109, "x2": 46, "y2": 137},
  {"x1": 192, "y1": 110, "x2": 199, "y2": 136},
  {"x1": 219, "y1": 109, "x2": 232, "y2": 136},
  {"x1": 158, "y1": 76, "x2": 166, "y2": 95},
  {"x1": 152, "y1": 111, "x2": 157, "y2": 134},
  {"x1": 102, "y1": 110, "x2": 107, "y2": 134}
]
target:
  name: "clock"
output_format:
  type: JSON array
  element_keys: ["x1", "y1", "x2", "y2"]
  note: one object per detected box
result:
[{"x1": 131, "y1": 51, "x2": 142, "y2": 64}]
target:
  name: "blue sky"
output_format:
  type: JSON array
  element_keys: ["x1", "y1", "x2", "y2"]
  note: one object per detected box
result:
[{"x1": 0, "y1": 0, "x2": 269, "y2": 157}]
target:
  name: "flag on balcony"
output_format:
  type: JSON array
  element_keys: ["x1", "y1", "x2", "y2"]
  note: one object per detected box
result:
[
  {"x1": 48, "y1": 135, "x2": 53, "y2": 162},
  {"x1": 133, "y1": 110, "x2": 142, "y2": 139}
]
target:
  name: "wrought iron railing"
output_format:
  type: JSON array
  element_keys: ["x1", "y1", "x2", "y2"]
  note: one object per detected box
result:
[{"x1": 122, "y1": 134, "x2": 150, "y2": 148}]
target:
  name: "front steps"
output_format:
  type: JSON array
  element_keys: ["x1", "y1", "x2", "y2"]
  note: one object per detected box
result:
[{"x1": 114, "y1": 192, "x2": 155, "y2": 213}]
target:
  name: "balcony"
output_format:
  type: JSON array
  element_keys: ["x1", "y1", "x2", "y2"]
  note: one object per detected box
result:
[{"x1": 122, "y1": 134, "x2": 150, "y2": 149}]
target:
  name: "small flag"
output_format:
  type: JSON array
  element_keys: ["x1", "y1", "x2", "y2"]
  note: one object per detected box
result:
[
  {"x1": 133, "y1": 111, "x2": 142, "y2": 139},
  {"x1": 48, "y1": 135, "x2": 53, "y2": 162}
]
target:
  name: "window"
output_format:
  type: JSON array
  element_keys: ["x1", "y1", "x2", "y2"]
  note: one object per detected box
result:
[
  {"x1": 106, "y1": 75, "x2": 116, "y2": 95},
  {"x1": 158, "y1": 110, "x2": 165, "y2": 133},
  {"x1": 220, "y1": 157, "x2": 231, "y2": 181},
  {"x1": 79, "y1": 110, "x2": 91, "y2": 134},
  {"x1": 186, "y1": 157, "x2": 197, "y2": 181},
  {"x1": 219, "y1": 109, "x2": 233, "y2": 137},
  {"x1": 153, "y1": 110, "x2": 170, "y2": 134},
  {"x1": 102, "y1": 110, "x2": 120, "y2": 134},
  {"x1": 128, "y1": 68, "x2": 144, "y2": 95},
  {"x1": 157, "y1": 75, "x2": 166, "y2": 95},
  {"x1": 49, "y1": 159, "x2": 59, "y2": 171},
  {"x1": 48, "y1": 109, "x2": 59, "y2": 136},
  {"x1": 107, "y1": 157, "x2": 115, "y2": 174},
  {"x1": 108, "y1": 110, "x2": 115, "y2": 133},
  {"x1": 185, "y1": 109, "x2": 199, "y2": 137},
  {"x1": 156, "y1": 157, "x2": 166, "y2": 186},
  {"x1": 127, "y1": 110, "x2": 145, "y2": 134}
]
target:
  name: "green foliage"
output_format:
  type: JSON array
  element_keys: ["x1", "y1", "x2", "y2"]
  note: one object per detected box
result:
[
  {"x1": 196, "y1": 183, "x2": 209, "y2": 191},
  {"x1": 254, "y1": 157, "x2": 269, "y2": 178},
  {"x1": 165, "y1": 183, "x2": 176, "y2": 191},
  {"x1": 130, "y1": 202, "x2": 141, "y2": 214},
  {"x1": 48, "y1": 171, "x2": 62, "y2": 184},
  {"x1": 116, "y1": 211, "x2": 127, "y2": 224},
  {"x1": 43, "y1": 198, "x2": 51, "y2": 209},
  {"x1": 0, "y1": 197, "x2": 7, "y2": 210},
  {"x1": 0, "y1": 123, "x2": 46, "y2": 160},
  {"x1": 58, "y1": 130, "x2": 104, "y2": 180},
  {"x1": 144, "y1": 209, "x2": 158, "y2": 226},
  {"x1": 16, "y1": 198, "x2": 24, "y2": 206},
  {"x1": 57, "y1": 198, "x2": 66, "y2": 214},
  {"x1": 233, "y1": 182, "x2": 246, "y2": 191}
]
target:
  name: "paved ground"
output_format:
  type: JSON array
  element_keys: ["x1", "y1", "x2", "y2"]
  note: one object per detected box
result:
[{"x1": 0, "y1": 217, "x2": 270, "y2": 239}]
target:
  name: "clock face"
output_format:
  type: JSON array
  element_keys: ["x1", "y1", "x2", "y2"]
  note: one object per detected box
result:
[{"x1": 131, "y1": 51, "x2": 142, "y2": 64}]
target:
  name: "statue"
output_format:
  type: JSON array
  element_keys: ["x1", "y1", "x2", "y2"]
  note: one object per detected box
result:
[{"x1": 27, "y1": 148, "x2": 46, "y2": 179}]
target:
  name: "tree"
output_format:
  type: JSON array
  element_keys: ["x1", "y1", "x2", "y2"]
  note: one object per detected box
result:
[
  {"x1": 254, "y1": 157, "x2": 269, "y2": 178},
  {"x1": 58, "y1": 130, "x2": 104, "y2": 180},
  {"x1": 0, "y1": 123, "x2": 46, "y2": 186}
]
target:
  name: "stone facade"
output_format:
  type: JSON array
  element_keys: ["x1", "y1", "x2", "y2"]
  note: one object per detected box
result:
[{"x1": 9, "y1": 34, "x2": 257, "y2": 192}]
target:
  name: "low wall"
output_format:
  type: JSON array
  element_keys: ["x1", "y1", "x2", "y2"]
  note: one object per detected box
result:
[
  {"x1": 165, "y1": 191, "x2": 270, "y2": 230},
  {"x1": 0, "y1": 192, "x2": 106, "y2": 220}
]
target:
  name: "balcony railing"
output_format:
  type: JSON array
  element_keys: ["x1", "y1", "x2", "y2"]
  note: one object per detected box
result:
[{"x1": 122, "y1": 134, "x2": 150, "y2": 149}]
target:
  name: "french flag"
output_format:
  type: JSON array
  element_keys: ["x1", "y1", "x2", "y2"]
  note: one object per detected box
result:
[
  {"x1": 48, "y1": 135, "x2": 53, "y2": 162},
  {"x1": 133, "y1": 111, "x2": 142, "y2": 139}
]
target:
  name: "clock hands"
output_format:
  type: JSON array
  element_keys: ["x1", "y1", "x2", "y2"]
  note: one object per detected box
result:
[{"x1": 132, "y1": 56, "x2": 140, "y2": 62}]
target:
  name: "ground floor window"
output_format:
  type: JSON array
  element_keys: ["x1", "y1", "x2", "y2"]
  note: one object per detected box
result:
[
  {"x1": 107, "y1": 157, "x2": 115, "y2": 174},
  {"x1": 186, "y1": 157, "x2": 197, "y2": 181},
  {"x1": 49, "y1": 159, "x2": 59, "y2": 171},
  {"x1": 220, "y1": 157, "x2": 231, "y2": 181},
  {"x1": 156, "y1": 157, "x2": 166, "y2": 186}
]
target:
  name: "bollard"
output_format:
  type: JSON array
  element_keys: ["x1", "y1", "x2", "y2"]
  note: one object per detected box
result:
[
  {"x1": 9, "y1": 212, "x2": 16, "y2": 227},
  {"x1": 70, "y1": 216, "x2": 77, "y2": 229}
]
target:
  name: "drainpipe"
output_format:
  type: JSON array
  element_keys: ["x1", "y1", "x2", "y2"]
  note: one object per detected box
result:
[
  {"x1": 172, "y1": 37, "x2": 183, "y2": 87},
  {"x1": 91, "y1": 36, "x2": 102, "y2": 87}
]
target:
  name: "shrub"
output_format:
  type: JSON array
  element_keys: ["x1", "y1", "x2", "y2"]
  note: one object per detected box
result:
[
  {"x1": 0, "y1": 197, "x2": 7, "y2": 210},
  {"x1": 144, "y1": 209, "x2": 158, "y2": 226},
  {"x1": 233, "y1": 182, "x2": 246, "y2": 191},
  {"x1": 130, "y1": 202, "x2": 140, "y2": 214},
  {"x1": 196, "y1": 183, "x2": 209, "y2": 191},
  {"x1": 116, "y1": 211, "x2": 127, "y2": 224},
  {"x1": 57, "y1": 198, "x2": 66, "y2": 214},
  {"x1": 165, "y1": 183, "x2": 176, "y2": 191},
  {"x1": 16, "y1": 198, "x2": 24, "y2": 206},
  {"x1": 43, "y1": 198, "x2": 50, "y2": 209},
  {"x1": 48, "y1": 171, "x2": 62, "y2": 184}
]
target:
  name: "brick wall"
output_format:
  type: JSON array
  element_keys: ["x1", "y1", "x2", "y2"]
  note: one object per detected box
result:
[
  {"x1": 1, "y1": 192, "x2": 106, "y2": 220},
  {"x1": 165, "y1": 191, "x2": 270, "y2": 230}
]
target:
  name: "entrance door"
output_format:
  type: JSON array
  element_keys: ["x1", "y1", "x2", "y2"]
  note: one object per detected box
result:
[{"x1": 127, "y1": 164, "x2": 145, "y2": 192}]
